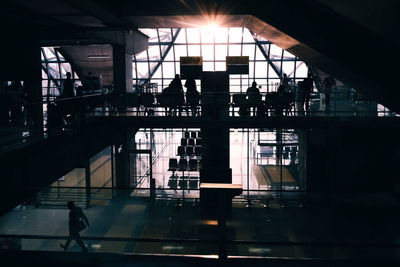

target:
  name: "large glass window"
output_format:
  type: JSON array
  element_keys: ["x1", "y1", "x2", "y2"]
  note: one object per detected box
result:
[
  {"x1": 133, "y1": 27, "x2": 309, "y2": 93},
  {"x1": 41, "y1": 47, "x2": 80, "y2": 97}
]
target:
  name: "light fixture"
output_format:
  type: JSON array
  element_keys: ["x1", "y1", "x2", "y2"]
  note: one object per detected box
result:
[{"x1": 88, "y1": 55, "x2": 110, "y2": 59}]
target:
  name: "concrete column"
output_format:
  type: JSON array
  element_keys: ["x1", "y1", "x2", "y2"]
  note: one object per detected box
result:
[
  {"x1": 115, "y1": 129, "x2": 130, "y2": 192},
  {"x1": 1, "y1": 26, "x2": 43, "y2": 132},
  {"x1": 113, "y1": 44, "x2": 133, "y2": 100},
  {"x1": 24, "y1": 46, "x2": 43, "y2": 133},
  {"x1": 85, "y1": 159, "x2": 91, "y2": 208},
  {"x1": 200, "y1": 72, "x2": 232, "y2": 214}
]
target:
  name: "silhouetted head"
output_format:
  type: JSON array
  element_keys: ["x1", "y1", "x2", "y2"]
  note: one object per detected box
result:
[
  {"x1": 175, "y1": 74, "x2": 180, "y2": 79},
  {"x1": 67, "y1": 201, "x2": 75, "y2": 210},
  {"x1": 66, "y1": 72, "x2": 71, "y2": 79},
  {"x1": 252, "y1": 81, "x2": 257, "y2": 87},
  {"x1": 283, "y1": 73, "x2": 287, "y2": 78}
]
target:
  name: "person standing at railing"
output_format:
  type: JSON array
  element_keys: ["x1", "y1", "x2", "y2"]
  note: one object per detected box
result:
[
  {"x1": 246, "y1": 81, "x2": 261, "y2": 116},
  {"x1": 60, "y1": 201, "x2": 89, "y2": 252},
  {"x1": 9, "y1": 81, "x2": 24, "y2": 125},
  {"x1": 184, "y1": 77, "x2": 199, "y2": 116},
  {"x1": 323, "y1": 75, "x2": 336, "y2": 111},
  {"x1": 302, "y1": 73, "x2": 314, "y2": 114},
  {"x1": 61, "y1": 72, "x2": 74, "y2": 98},
  {"x1": 169, "y1": 74, "x2": 184, "y2": 116}
]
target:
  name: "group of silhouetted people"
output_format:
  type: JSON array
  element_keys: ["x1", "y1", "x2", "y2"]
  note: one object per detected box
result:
[
  {"x1": 161, "y1": 74, "x2": 200, "y2": 116},
  {"x1": 0, "y1": 80, "x2": 34, "y2": 126}
]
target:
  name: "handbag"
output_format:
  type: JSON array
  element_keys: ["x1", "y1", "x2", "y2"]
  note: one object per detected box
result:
[{"x1": 77, "y1": 218, "x2": 86, "y2": 232}]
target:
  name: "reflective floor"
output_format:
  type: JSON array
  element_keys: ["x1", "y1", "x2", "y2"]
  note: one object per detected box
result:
[{"x1": 1, "y1": 196, "x2": 400, "y2": 260}]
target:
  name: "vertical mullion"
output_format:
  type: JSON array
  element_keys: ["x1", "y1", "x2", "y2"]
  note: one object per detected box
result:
[
  {"x1": 267, "y1": 44, "x2": 270, "y2": 93},
  {"x1": 157, "y1": 29, "x2": 164, "y2": 90},
  {"x1": 280, "y1": 49, "x2": 284, "y2": 77},
  {"x1": 171, "y1": 28, "x2": 176, "y2": 75},
  {"x1": 213, "y1": 29, "x2": 216, "y2": 71},
  {"x1": 158, "y1": 29, "x2": 163, "y2": 90},
  {"x1": 253, "y1": 43, "x2": 256, "y2": 81},
  {"x1": 240, "y1": 27, "x2": 244, "y2": 92}
]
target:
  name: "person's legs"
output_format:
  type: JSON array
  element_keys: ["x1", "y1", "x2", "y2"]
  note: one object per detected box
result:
[
  {"x1": 75, "y1": 233, "x2": 88, "y2": 252},
  {"x1": 60, "y1": 233, "x2": 73, "y2": 250}
]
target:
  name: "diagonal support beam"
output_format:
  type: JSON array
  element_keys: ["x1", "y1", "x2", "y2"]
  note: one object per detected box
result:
[
  {"x1": 250, "y1": 31, "x2": 282, "y2": 79},
  {"x1": 148, "y1": 28, "x2": 181, "y2": 79}
]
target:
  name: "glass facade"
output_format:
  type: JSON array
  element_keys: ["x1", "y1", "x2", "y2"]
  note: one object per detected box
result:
[
  {"x1": 134, "y1": 27, "x2": 308, "y2": 92},
  {"x1": 41, "y1": 47, "x2": 80, "y2": 97}
]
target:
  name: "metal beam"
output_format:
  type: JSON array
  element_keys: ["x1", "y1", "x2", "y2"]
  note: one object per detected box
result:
[
  {"x1": 148, "y1": 28, "x2": 181, "y2": 79},
  {"x1": 250, "y1": 31, "x2": 282, "y2": 79}
]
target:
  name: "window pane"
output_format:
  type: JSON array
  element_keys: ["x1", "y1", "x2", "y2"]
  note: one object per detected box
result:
[
  {"x1": 175, "y1": 29, "x2": 187, "y2": 43},
  {"x1": 270, "y1": 44, "x2": 282, "y2": 60},
  {"x1": 254, "y1": 61, "x2": 268, "y2": 78},
  {"x1": 283, "y1": 50, "x2": 295, "y2": 60},
  {"x1": 230, "y1": 78, "x2": 241, "y2": 85},
  {"x1": 158, "y1": 28, "x2": 172, "y2": 42},
  {"x1": 135, "y1": 49, "x2": 148, "y2": 61},
  {"x1": 43, "y1": 47, "x2": 57, "y2": 61},
  {"x1": 255, "y1": 46, "x2": 265, "y2": 60},
  {"x1": 188, "y1": 45, "x2": 200, "y2": 56},
  {"x1": 57, "y1": 51, "x2": 65, "y2": 61},
  {"x1": 42, "y1": 69, "x2": 48, "y2": 79},
  {"x1": 243, "y1": 28, "x2": 254, "y2": 42},
  {"x1": 215, "y1": 62, "x2": 226, "y2": 71},
  {"x1": 174, "y1": 45, "x2": 187, "y2": 59},
  {"x1": 229, "y1": 28, "x2": 242, "y2": 43},
  {"x1": 215, "y1": 45, "x2": 227, "y2": 60},
  {"x1": 136, "y1": 62, "x2": 149, "y2": 78},
  {"x1": 187, "y1": 28, "x2": 200, "y2": 43},
  {"x1": 295, "y1": 62, "x2": 308, "y2": 77},
  {"x1": 228, "y1": 45, "x2": 241, "y2": 56},
  {"x1": 163, "y1": 45, "x2": 174, "y2": 61},
  {"x1": 140, "y1": 28, "x2": 159, "y2": 42},
  {"x1": 202, "y1": 45, "x2": 213, "y2": 60},
  {"x1": 242, "y1": 44, "x2": 255, "y2": 60},
  {"x1": 163, "y1": 62, "x2": 175, "y2": 78},
  {"x1": 200, "y1": 28, "x2": 214, "y2": 43},
  {"x1": 60, "y1": 63, "x2": 72, "y2": 78},
  {"x1": 148, "y1": 45, "x2": 161, "y2": 61},
  {"x1": 215, "y1": 28, "x2": 228, "y2": 43},
  {"x1": 47, "y1": 63, "x2": 60, "y2": 78},
  {"x1": 203, "y1": 62, "x2": 214, "y2": 71},
  {"x1": 268, "y1": 65, "x2": 279, "y2": 78},
  {"x1": 152, "y1": 66, "x2": 162, "y2": 78},
  {"x1": 282, "y1": 61, "x2": 295, "y2": 77},
  {"x1": 230, "y1": 85, "x2": 241, "y2": 93}
]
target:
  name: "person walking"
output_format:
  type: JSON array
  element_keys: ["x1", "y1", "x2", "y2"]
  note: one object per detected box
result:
[{"x1": 60, "y1": 201, "x2": 89, "y2": 252}]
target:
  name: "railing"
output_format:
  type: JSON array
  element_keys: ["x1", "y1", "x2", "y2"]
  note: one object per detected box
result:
[
  {"x1": 96, "y1": 87, "x2": 398, "y2": 118},
  {"x1": 1, "y1": 233, "x2": 399, "y2": 260},
  {"x1": 0, "y1": 89, "x2": 112, "y2": 149}
]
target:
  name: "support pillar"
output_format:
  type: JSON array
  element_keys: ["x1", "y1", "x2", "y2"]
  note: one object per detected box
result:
[
  {"x1": 199, "y1": 72, "x2": 232, "y2": 215},
  {"x1": 113, "y1": 44, "x2": 133, "y2": 104},
  {"x1": 85, "y1": 160, "x2": 91, "y2": 208},
  {"x1": 115, "y1": 129, "x2": 131, "y2": 195}
]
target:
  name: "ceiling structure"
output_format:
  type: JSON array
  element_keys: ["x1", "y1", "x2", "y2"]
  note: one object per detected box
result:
[{"x1": 2, "y1": 0, "x2": 399, "y2": 112}]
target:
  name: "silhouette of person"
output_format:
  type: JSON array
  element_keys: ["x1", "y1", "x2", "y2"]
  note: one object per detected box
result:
[
  {"x1": 9, "y1": 81, "x2": 24, "y2": 125},
  {"x1": 169, "y1": 74, "x2": 184, "y2": 115},
  {"x1": 246, "y1": 81, "x2": 260, "y2": 95},
  {"x1": 302, "y1": 73, "x2": 313, "y2": 113},
  {"x1": 246, "y1": 81, "x2": 261, "y2": 116},
  {"x1": 184, "y1": 77, "x2": 199, "y2": 116},
  {"x1": 281, "y1": 73, "x2": 291, "y2": 92},
  {"x1": 62, "y1": 72, "x2": 74, "y2": 98},
  {"x1": 323, "y1": 75, "x2": 336, "y2": 111},
  {"x1": 60, "y1": 201, "x2": 89, "y2": 252}
]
